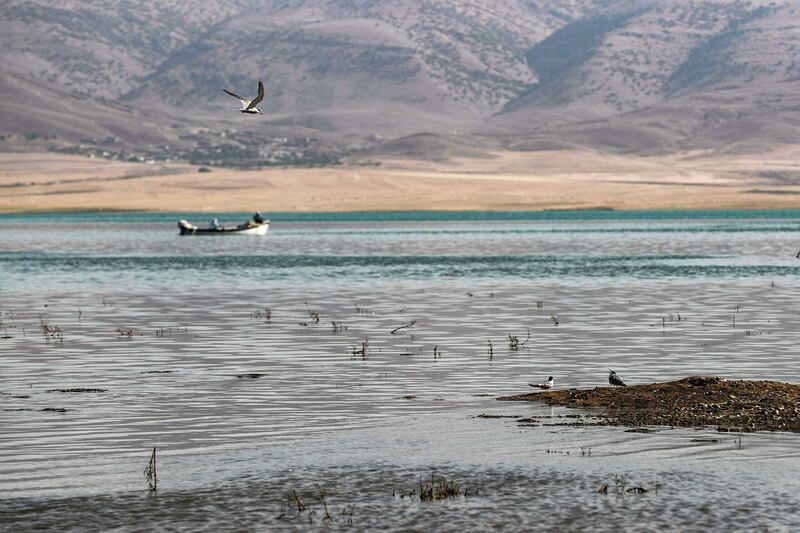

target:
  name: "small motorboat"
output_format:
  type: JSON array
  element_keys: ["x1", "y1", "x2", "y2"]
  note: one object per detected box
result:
[{"x1": 178, "y1": 219, "x2": 269, "y2": 236}]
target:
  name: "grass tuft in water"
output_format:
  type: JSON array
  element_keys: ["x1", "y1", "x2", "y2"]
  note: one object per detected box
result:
[
  {"x1": 419, "y1": 474, "x2": 461, "y2": 501},
  {"x1": 41, "y1": 321, "x2": 63, "y2": 344},
  {"x1": 508, "y1": 335, "x2": 519, "y2": 351}
]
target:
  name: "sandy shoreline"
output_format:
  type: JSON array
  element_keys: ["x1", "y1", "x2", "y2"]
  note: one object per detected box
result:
[{"x1": 3, "y1": 148, "x2": 800, "y2": 213}]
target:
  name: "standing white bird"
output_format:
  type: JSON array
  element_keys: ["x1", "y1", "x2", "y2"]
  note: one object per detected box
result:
[
  {"x1": 529, "y1": 376, "x2": 554, "y2": 390},
  {"x1": 608, "y1": 369, "x2": 627, "y2": 387},
  {"x1": 223, "y1": 80, "x2": 265, "y2": 114}
]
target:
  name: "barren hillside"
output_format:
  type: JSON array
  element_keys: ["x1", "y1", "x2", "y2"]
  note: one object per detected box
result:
[{"x1": 1, "y1": 0, "x2": 799, "y2": 159}]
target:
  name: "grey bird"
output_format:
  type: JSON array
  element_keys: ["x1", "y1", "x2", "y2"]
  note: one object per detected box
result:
[
  {"x1": 529, "y1": 376, "x2": 554, "y2": 390},
  {"x1": 608, "y1": 369, "x2": 627, "y2": 387},
  {"x1": 223, "y1": 80, "x2": 265, "y2": 114}
]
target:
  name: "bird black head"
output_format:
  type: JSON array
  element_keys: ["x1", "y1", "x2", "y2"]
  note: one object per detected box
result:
[{"x1": 548, "y1": 376, "x2": 553, "y2": 380}]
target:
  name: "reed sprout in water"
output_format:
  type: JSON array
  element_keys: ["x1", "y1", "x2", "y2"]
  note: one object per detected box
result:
[
  {"x1": 250, "y1": 307, "x2": 271, "y2": 322},
  {"x1": 319, "y1": 488, "x2": 332, "y2": 521},
  {"x1": 605, "y1": 475, "x2": 651, "y2": 495},
  {"x1": 400, "y1": 345, "x2": 423, "y2": 356},
  {"x1": 304, "y1": 302, "x2": 320, "y2": 324},
  {"x1": 391, "y1": 320, "x2": 417, "y2": 334},
  {"x1": 277, "y1": 487, "x2": 352, "y2": 525},
  {"x1": 354, "y1": 304, "x2": 372, "y2": 315},
  {"x1": 41, "y1": 322, "x2": 63, "y2": 344},
  {"x1": 116, "y1": 327, "x2": 136, "y2": 338},
  {"x1": 154, "y1": 326, "x2": 190, "y2": 337},
  {"x1": 419, "y1": 474, "x2": 461, "y2": 501},
  {"x1": 143, "y1": 447, "x2": 157, "y2": 492},
  {"x1": 351, "y1": 337, "x2": 369, "y2": 359},
  {"x1": 291, "y1": 489, "x2": 305, "y2": 511}
]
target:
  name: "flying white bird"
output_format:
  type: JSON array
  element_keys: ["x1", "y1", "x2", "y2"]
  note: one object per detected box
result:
[
  {"x1": 529, "y1": 376, "x2": 554, "y2": 390},
  {"x1": 223, "y1": 80, "x2": 265, "y2": 114},
  {"x1": 608, "y1": 369, "x2": 627, "y2": 387}
]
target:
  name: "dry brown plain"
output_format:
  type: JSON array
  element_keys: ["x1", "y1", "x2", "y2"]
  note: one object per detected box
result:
[{"x1": 2, "y1": 148, "x2": 800, "y2": 213}]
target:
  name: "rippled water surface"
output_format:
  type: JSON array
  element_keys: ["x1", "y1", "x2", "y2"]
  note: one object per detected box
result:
[{"x1": 2, "y1": 210, "x2": 800, "y2": 530}]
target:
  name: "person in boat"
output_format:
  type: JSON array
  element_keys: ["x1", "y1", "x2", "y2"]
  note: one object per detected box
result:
[
  {"x1": 253, "y1": 211, "x2": 264, "y2": 224},
  {"x1": 209, "y1": 218, "x2": 221, "y2": 230}
]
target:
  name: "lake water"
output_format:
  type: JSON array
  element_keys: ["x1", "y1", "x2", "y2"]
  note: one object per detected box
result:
[{"x1": 2, "y1": 210, "x2": 800, "y2": 530}]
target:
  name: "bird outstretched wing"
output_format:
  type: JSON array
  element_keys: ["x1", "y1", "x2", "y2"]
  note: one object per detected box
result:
[
  {"x1": 245, "y1": 80, "x2": 265, "y2": 110},
  {"x1": 223, "y1": 88, "x2": 250, "y2": 107}
]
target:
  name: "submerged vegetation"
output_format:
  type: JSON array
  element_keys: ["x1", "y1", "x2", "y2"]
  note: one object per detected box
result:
[{"x1": 418, "y1": 475, "x2": 461, "y2": 501}]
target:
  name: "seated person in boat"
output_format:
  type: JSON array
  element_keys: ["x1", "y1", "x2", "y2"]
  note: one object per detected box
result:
[
  {"x1": 253, "y1": 211, "x2": 264, "y2": 224},
  {"x1": 209, "y1": 218, "x2": 221, "y2": 230}
]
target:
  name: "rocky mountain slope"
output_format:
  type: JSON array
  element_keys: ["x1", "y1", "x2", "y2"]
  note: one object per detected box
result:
[{"x1": 1, "y1": 0, "x2": 799, "y2": 158}]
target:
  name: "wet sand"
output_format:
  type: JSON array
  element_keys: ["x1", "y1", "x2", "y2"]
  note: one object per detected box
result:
[
  {"x1": 3, "y1": 148, "x2": 800, "y2": 213},
  {"x1": 499, "y1": 376, "x2": 800, "y2": 432}
]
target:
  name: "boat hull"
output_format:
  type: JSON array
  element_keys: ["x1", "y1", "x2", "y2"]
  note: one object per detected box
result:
[{"x1": 178, "y1": 220, "x2": 269, "y2": 236}]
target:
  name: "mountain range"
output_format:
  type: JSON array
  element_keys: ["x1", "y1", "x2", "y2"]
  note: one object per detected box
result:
[{"x1": 2, "y1": 0, "x2": 799, "y2": 160}]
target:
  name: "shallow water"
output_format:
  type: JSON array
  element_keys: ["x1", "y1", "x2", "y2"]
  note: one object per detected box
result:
[{"x1": 2, "y1": 210, "x2": 800, "y2": 530}]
